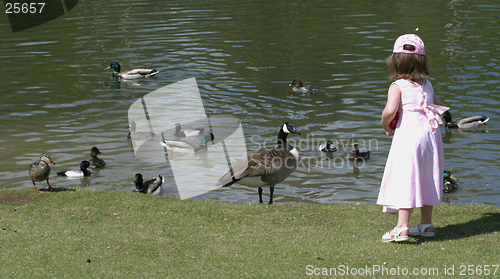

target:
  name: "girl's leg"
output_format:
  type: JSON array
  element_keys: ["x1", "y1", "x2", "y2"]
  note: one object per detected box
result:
[
  {"x1": 420, "y1": 205, "x2": 434, "y2": 232},
  {"x1": 388, "y1": 208, "x2": 412, "y2": 237}
]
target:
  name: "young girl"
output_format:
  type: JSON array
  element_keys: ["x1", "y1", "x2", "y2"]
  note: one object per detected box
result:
[{"x1": 377, "y1": 34, "x2": 450, "y2": 242}]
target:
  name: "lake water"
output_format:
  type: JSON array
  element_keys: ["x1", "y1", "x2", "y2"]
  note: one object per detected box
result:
[{"x1": 0, "y1": 0, "x2": 499, "y2": 206}]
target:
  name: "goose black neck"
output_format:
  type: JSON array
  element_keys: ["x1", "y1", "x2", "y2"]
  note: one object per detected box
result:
[{"x1": 277, "y1": 129, "x2": 292, "y2": 150}]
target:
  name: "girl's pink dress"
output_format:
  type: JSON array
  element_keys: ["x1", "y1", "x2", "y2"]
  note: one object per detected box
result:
[{"x1": 377, "y1": 79, "x2": 449, "y2": 212}]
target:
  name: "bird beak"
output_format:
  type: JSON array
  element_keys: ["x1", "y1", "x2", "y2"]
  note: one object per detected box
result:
[
  {"x1": 212, "y1": 140, "x2": 219, "y2": 144},
  {"x1": 450, "y1": 174, "x2": 458, "y2": 180},
  {"x1": 293, "y1": 128, "x2": 301, "y2": 135},
  {"x1": 49, "y1": 159, "x2": 55, "y2": 165},
  {"x1": 105, "y1": 66, "x2": 111, "y2": 70}
]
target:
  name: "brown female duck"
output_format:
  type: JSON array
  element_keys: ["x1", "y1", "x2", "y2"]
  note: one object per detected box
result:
[{"x1": 29, "y1": 153, "x2": 56, "y2": 192}]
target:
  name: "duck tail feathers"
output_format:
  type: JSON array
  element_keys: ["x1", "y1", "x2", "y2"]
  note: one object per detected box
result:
[{"x1": 148, "y1": 70, "x2": 159, "y2": 77}]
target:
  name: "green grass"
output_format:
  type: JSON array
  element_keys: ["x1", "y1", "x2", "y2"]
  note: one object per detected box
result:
[{"x1": 0, "y1": 188, "x2": 499, "y2": 278}]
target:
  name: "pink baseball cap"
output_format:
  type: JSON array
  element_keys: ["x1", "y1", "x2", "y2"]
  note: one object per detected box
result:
[{"x1": 393, "y1": 34, "x2": 425, "y2": 55}]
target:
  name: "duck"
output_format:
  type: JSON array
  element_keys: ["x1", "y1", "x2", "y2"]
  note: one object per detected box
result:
[
  {"x1": 88, "y1": 146, "x2": 106, "y2": 168},
  {"x1": 105, "y1": 62, "x2": 158, "y2": 79},
  {"x1": 319, "y1": 140, "x2": 337, "y2": 152},
  {"x1": 289, "y1": 78, "x2": 322, "y2": 93},
  {"x1": 126, "y1": 121, "x2": 155, "y2": 140},
  {"x1": 29, "y1": 153, "x2": 56, "y2": 192},
  {"x1": 173, "y1": 123, "x2": 205, "y2": 138},
  {"x1": 442, "y1": 111, "x2": 489, "y2": 129},
  {"x1": 443, "y1": 170, "x2": 458, "y2": 193},
  {"x1": 349, "y1": 144, "x2": 370, "y2": 161},
  {"x1": 57, "y1": 161, "x2": 91, "y2": 177},
  {"x1": 216, "y1": 122, "x2": 301, "y2": 204},
  {"x1": 161, "y1": 132, "x2": 217, "y2": 154},
  {"x1": 132, "y1": 173, "x2": 164, "y2": 195}
]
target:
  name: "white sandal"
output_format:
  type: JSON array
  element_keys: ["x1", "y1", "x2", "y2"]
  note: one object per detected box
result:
[
  {"x1": 408, "y1": 223, "x2": 435, "y2": 237},
  {"x1": 381, "y1": 226, "x2": 410, "y2": 242}
]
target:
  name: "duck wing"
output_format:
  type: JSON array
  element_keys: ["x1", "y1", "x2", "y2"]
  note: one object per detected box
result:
[
  {"x1": 161, "y1": 140, "x2": 199, "y2": 153},
  {"x1": 89, "y1": 158, "x2": 106, "y2": 168},
  {"x1": 119, "y1": 69, "x2": 159, "y2": 79},
  {"x1": 29, "y1": 162, "x2": 51, "y2": 181},
  {"x1": 456, "y1": 116, "x2": 489, "y2": 128},
  {"x1": 144, "y1": 175, "x2": 164, "y2": 195}
]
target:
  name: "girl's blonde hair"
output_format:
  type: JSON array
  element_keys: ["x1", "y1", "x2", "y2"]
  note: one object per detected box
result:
[{"x1": 387, "y1": 52, "x2": 430, "y2": 84}]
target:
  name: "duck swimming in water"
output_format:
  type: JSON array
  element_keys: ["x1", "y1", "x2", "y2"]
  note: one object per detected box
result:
[
  {"x1": 349, "y1": 144, "x2": 370, "y2": 161},
  {"x1": 88, "y1": 147, "x2": 106, "y2": 168},
  {"x1": 442, "y1": 111, "x2": 489, "y2": 129},
  {"x1": 289, "y1": 78, "x2": 322, "y2": 93},
  {"x1": 319, "y1": 140, "x2": 337, "y2": 152},
  {"x1": 105, "y1": 62, "x2": 158, "y2": 79},
  {"x1": 57, "y1": 161, "x2": 91, "y2": 178},
  {"x1": 161, "y1": 132, "x2": 217, "y2": 154},
  {"x1": 173, "y1": 123, "x2": 205, "y2": 138}
]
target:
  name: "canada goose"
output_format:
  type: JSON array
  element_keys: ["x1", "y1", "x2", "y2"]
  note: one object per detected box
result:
[
  {"x1": 443, "y1": 170, "x2": 458, "y2": 193},
  {"x1": 29, "y1": 153, "x2": 56, "y2": 192},
  {"x1": 442, "y1": 111, "x2": 489, "y2": 129},
  {"x1": 319, "y1": 140, "x2": 337, "y2": 152},
  {"x1": 216, "y1": 122, "x2": 301, "y2": 204},
  {"x1": 105, "y1": 62, "x2": 158, "y2": 79},
  {"x1": 349, "y1": 144, "x2": 370, "y2": 161},
  {"x1": 126, "y1": 121, "x2": 155, "y2": 140},
  {"x1": 173, "y1": 123, "x2": 205, "y2": 138},
  {"x1": 289, "y1": 78, "x2": 322, "y2": 93},
  {"x1": 132, "y1": 173, "x2": 164, "y2": 195},
  {"x1": 89, "y1": 146, "x2": 106, "y2": 168},
  {"x1": 57, "y1": 161, "x2": 91, "y2": 177},
  {"x1": 160, "y1": 132, "x2": 217, "y2": 154}
]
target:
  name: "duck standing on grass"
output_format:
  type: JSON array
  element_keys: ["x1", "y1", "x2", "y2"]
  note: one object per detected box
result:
[
  {"x1": 89, "y1": 147, "x2": 106, "y2": 168},
  {"x1": 289, "y1": 78, "x2": 322, "y2": 93},
  {"x1": 105, "y1": 62, "x2": 158, "y2": 79},
  {"x1": 57, "y1": 161, "x2": 91, "y2": 178},
  {"x1": 132, "y1": 173, "x2": 164, "y2": 195},
  {"x1": 29, "y1": 153, "x2": 56, "y2": 192},
  {"x1": 216, "y1": 122, "x2": 301, "y2": 204}
]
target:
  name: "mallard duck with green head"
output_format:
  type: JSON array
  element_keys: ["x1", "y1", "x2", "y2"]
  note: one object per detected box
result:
[
  {"x1": 443, "y1": 170, "x2": 458, "y2": 193},
  {"x1": 105, "y1": 62, "x2": 158, "y2": 79},
  {"x1": 160, "y1": 132, "x2": 217, "y2": 154},
  {"x1": 29, "y1": 153, "x2": 56, "y2": 192},
  {"x1": 442, "y1": 111, "x2": 489, "y2": 129}
]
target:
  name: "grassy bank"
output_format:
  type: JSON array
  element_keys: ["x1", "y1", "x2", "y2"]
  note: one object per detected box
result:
[{"x1": 0, "y1": 188, "x2": 499, "y2": 278}]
